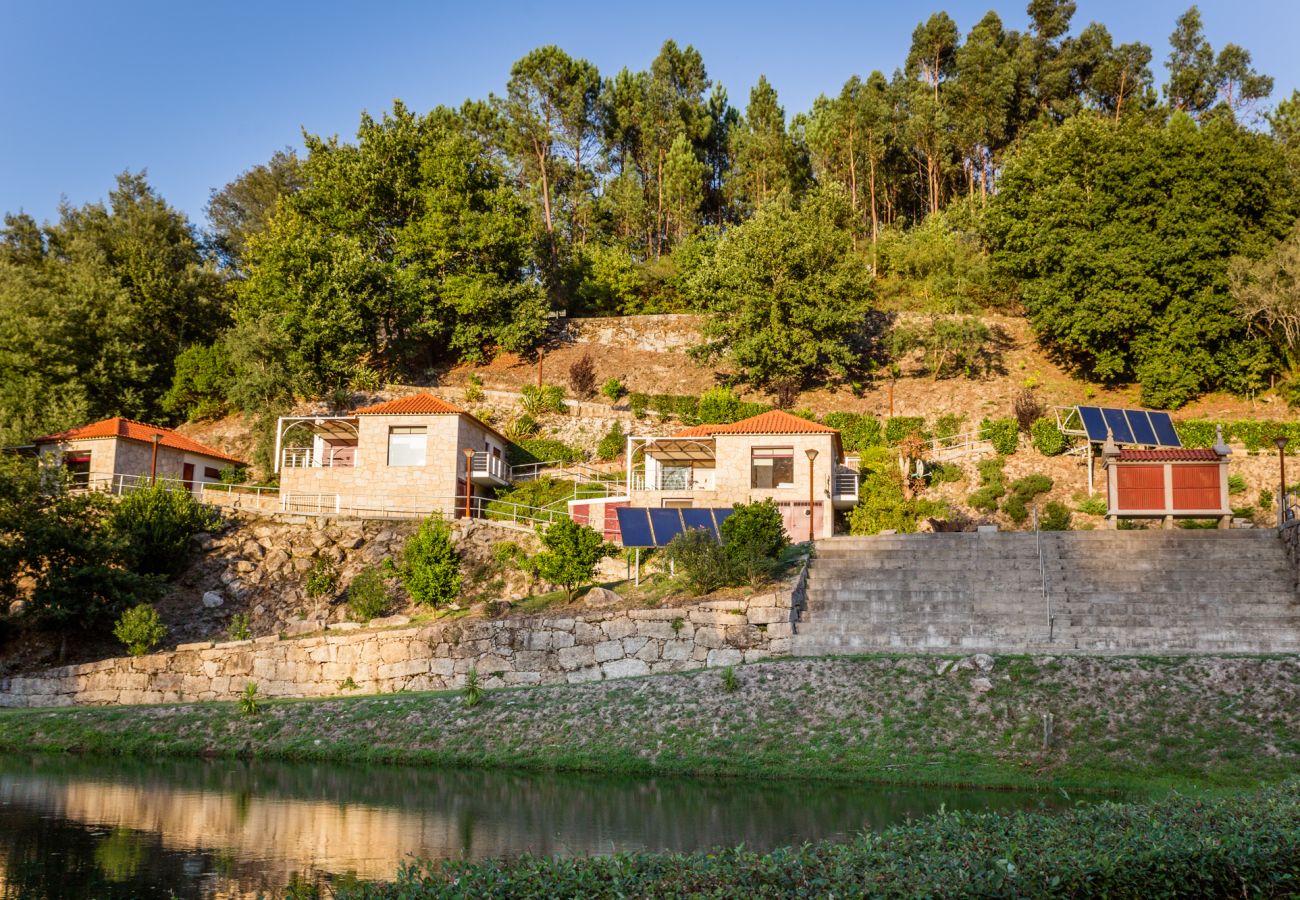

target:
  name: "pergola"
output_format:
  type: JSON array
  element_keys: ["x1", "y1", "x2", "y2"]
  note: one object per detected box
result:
[
  {"x1": 624, "y1": 435, "x2": 716, "y2": 489},
  {"x1": 274, "y1": 415, "x2": 361, "y2": 473}
]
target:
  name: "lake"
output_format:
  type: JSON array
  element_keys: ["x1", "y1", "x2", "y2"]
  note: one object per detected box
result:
[{"x1": 0, "y1": 754, "x2": 1088, "y2": 898}]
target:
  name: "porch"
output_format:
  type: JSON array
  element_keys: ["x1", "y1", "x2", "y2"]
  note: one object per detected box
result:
[{"x1": 276, "y1": 416, "x2": 360, "y2": 471}]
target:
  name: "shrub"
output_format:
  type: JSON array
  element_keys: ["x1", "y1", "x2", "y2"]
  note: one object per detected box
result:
[
  {"x1": 885, "y1": 316, "x2": 999, "y2": 379},
  {"x1": 505, "y1": 414, "x2": 538, "y2": 441},
  {"x1": 979, "y1": 417, "x2": 1019, "y2": 455},
  {"x1": 650, "y1": 393, "x2": 699, "y2": 421},
  {"x1": 218, "y1": 465, "x2": 248, "y2": 485},
  {"x1": 665, "y1": 528, "x2": 736, "y2": 594},
  {"x1": 1013, "y1": 389, "x2": 1045, "y2": 432},
  {"x1": 885, "y1": 416, "x2": 927, "y2": 445},
  {"x1": 347, "y1": 566, "x2": 389, "y2": 623},
  {"x1": 933, "y1": 413, "x2": 964, "y2": 441},
  {"x1": 112, "y1": 604, "x2": 165, "y2": 656},
  {"x1": 400, "y1": 516, "x2": 461, "y2": 606},
  {"x1": 1041, "y1": 501, "x2": 1072, "y2": 531},
  {"x1": 1175, "y1": 419, "x2": 1218, "y2": 448},
  {"x1": 927, "y1": 462, "x2": 963, "y2": 484},
  {"x1": 520, "y1": 384, "x2": 566, "y2": 416},
  {"x1": 1002, "y1": 493, "x2": 1028, "y2": 524},
  {"x1": 304, "y1": 558, "x2": 339, "y2": 599},
  {"x1": 823, "y1": 412, "x2": 883, "y2": 451},
  {"x1": 1010, "y1": 474, "x2": 1053, "y2": 499},
  {"x1": 533, "y1": 519, "x2": 613, "y2": 603},
  {"x1": 1030, "y1": 417, "x2": 1067, "y2": 455},
  {"x1": 720, "y1": 498, "x2": 790, "y2": 584},
  {"x1": 976, "y1": 457, "x2": 1005, "y2": 489},
  {"x1": 967, "y1": 486, "x2": 1003, "y2": 513},
  {"x1": 1228, "y1": 473, "x2": 1247, "y2": 495},
  {"x1": 111, "y1": 482, "x2": 222, "y2": 578},
  {"x1": 1076, "y1": 495, "x2": 1108, "y2": 516},
  {"x1": 569, "y1": 355, "x2": 597, "y2": 399},
  {"x1": 721, "y1": 666, "x2": 739, "y2": 692},
  {"x1": 596, "y1": 421, "x2": 625, "y2": 462},
  {"x1": 239, "y1": 683, "x2": 259, "y2": 716},
  {"x1": 463, "y1": 668, "x2": 484, "y2": 708},
  {"x1": 696, "y1": 387, "x2": 744, "y2": 424},
  {"x1": 628, "y1": 392, "x2": 649, "y2": 418},
  {"x1": 601, "y1": 378, "x2": 625, "y2": 403},
  {"x1": 227, "y1": 612, "x2": 251, "y2": 641},
  {"x1": 464, "y1": 373, "x2": 484, "y2": 404},
  {"x1": 1260, "y1": 487, "x2": 1275, "y2": 509},
  {"x1": 511, "y1": 438, "x2": 585, "y2": 467},
  {"x1": 848, "y1": 448, "x2": 948, "y2": 535}
]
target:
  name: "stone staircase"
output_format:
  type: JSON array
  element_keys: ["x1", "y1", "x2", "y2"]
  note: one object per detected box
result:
[{"x1": 792, "y1": 530, "x2": 1300, "y2": 656}]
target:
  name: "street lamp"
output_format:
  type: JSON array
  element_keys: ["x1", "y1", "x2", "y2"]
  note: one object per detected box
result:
[
  {"x1": 464, "y1": 448, "x2": 475, "y2": 520},
  {"x1": 150, "y1": 433, "x2": 162, "y2": 484},
  {"x1": 805, "y1": 447, "x2": 819, "y2": 543},
  {"x1": 1275, "y1": 436, "x2": 1289, "y2": 528}
]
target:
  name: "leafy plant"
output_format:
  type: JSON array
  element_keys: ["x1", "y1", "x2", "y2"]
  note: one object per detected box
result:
[
  {"x1": 1228, "y1": 473, "x2": 1247, "y2": 495},
  {"x1": 628, "y1": 392, "x2": 649, "y2": 418},
  {"x1": 670, "y1": 617, "x2": 685, "y2": 634},
  {"x1": 464, "y1": 373, "x2": 485, "y2": 404},
  {"x1": 968, "y1": 486, "x2": 1003, "y2": 513},
  {"x1": 520, "y1": 384, "x2": 566, "y2": 416},
  {"x1": 112, "y1": 604, "x2": 165, "y2": 657},
  {"x1": 304, "y1": 558, "x2": 340, "y2": 600},
  {"x1": 927, "y1": 462, "x2": 962, "y2": 484},
  {"x1": 505, "y1": 414, "x2": 538, "y2": 441},
  {"x1": 885, "y1": 417, "x2": 927, "y2": 446},
  {"x1": 720, "y1": 498, "x2": 790, "y2": 584},
  {"x1": 601, "y1": 378, "x2": 625, "y2": 403},
  {"x1": 932, "y1": 413, "x2": 964, "y2": 441},
  {"x1": 569, "y1": 354, "x2": 596, "y2": 399},
  {"x1": 979, "y1": 417, "x2": 1019, "y2": 455},
  {"x1": 596, "y1": 421, "x2": 626, "y2": 462},
  {"x1": 666, "y1": 529, "x2": 736, "y2": 594},
  {"x1": 822, "y1": 412, "x2": 883, "y2": 451},
  {"x1": 161, "y1": 343, "x2": 232, "y2": 421},
  {"x1": 111, "y1": 481, "x2": 222, "y2": 578},
  {"x1": 1010, "y1": 474, "x2": 1053, "y2": 499},
  {"x1": 1031, "y1": 417, "x2": 1067, "y2": 456},
  {"x1": 885, "y1": 316, "x2": 999, "y2": 380},
  {"x1": 510, "y1": 437, "x2": 585, "y2": 466},
  {"x1": 1041, "y1": 501, "x2": 1073, "y2": 531},
  {"x1": 533, "y1": 519, "x2": 613, "y2": 603},
  {"x1": 721, "y1": 665, "x2": 739, "y2": 693},
  {"x1": 1002, "y1": 493, "x2": 1029, "y2": 524},
  {"x1": 848, "y1": 447, "x2": 948, "y2": 535},
  {"x1": 463, "y1": 668, "x2": 484, "y2": 708},
  {"x1": 399, "y1": 516, "x2": 461, "y2": 607},
  {"x1": 227, "y1": 612, "x2": 252, "y2": 641},
  {"x1": 1076, "y1": 495, "x2": 1109, "y2": 516},
  {"x1": 346, "y1": 566, "x2": 390, "y2": 623},
  {"x1": 239, "y1": 682, "x2": 260, "y2": 716},
  {"x1": 339, "y1": 677, "x2": 359, "y2": 691},
  {"x1": 1260, "y1": 487, "x2": 1275, "y2": 509}
]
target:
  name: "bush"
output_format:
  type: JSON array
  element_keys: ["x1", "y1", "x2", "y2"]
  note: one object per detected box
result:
[
  {"x1": 979, "y1": 417, "x2": 1018, "y2": 455},
  {"x1": 534, "y1": 519, "x2": 613, "y2": 603},
  {"x1": 1260, "y1": 487, "x2": 1275, "y2": 509},
  {"x1": 1010, "y1": 474, "x2": 1053, "y2": 499},
  {"x1": 596, "y1": 421, "x2": 626, "y2": 462},
  {"x1": 227, "y1": 612, "x2": 251, "y2": 641},
  {"x1": 1041, "y1": 501, "x2": 1072, "y2": 531},
  {"x1": 649, "y1": 393, "x2": 699, "y2": 422},
  {"x1": 112, "y1": 603, "x2": 165, "y2": 656},
  {"x1": 976, "y1": 457, "x2": 1005, "y2": 489},
  {"x1": 848, "y1": 448, "x2": 948, "y2": 535},
  {"x1": 601, "y1": 378, "x2": 625, "y2": 403},
  {"x1": 1228, "y1": 473, "x2": 1247, "y2": 495},
  {"x1": 720, "y1": 498, "x2": 790, "y2": 584},
  {"x1": 721, "y1": 666, "x2": 739, "y2": 693},
  {"x1": 505, "y1": 414, "x2": 538, "y2": 441},
  {"x1": 1030, "y1": 417, "x2": 1067, "y2": 455},
  {"x1": 1175, "y1": 419, "x2": 1218, "y2": 448},
  {"x1": 927, "y1": 462, "x2": 963, "y2": 484},
  {"x1": 628, "y1": 392, "x2": 649, "y2": 418},
  {"x1": 569, "y1": 354, "x2": 596, "y2": 399},
  {"x1": 665, "y1": 528, "x2": 736, "y2": 594},
  {"x1": 462, "y1": 668, "x2": 484, "y2": 708},
  {"x1": 111, "y1": 482, "x2": 222, "y2": 578},
  {"x1": 347, "y1": 566, "x2": 389, "y2": 623},
  {"x1": 932, "y1": 413, "x2": 964, "y2": 441},
  {"x1": 510, "y1": 438, "x2": 585, "y2": 466},
  {"x1": 885, "y1": 416, "x2": 927, "y2": 445},
  {"x1": 823, "y1": 412, "x2": 883, "y2": 451},
  {"x1": 1013, "y1": 389, "x2": 1044, "y2": 432},
  {"x1": 400, "y1": 516, "x2": 461, "y2": 606},
  {"x1": 1002, "y1": 493, "x2": 1028, "y2": 524},
  {"x1": 239, "y1": 683, "x2": 259, "y2": 716},
  {"x1": 967, "y1": 486, "x2": 1003, "y2": 513},
  {"x1": 1076, "y1": 495, "x2": 1108, "y2": 516},
  {"x1": 464, "y1": 373, "x2": 484, "y2": 404},
  {"x1": 520, "y1": 384, "x2": 566, "y2": 416},
  {"x1": 304, "y1": 558, "x2": 339, "y2": 599}
]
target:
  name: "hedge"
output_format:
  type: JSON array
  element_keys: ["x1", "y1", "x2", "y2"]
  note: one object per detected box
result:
[
  {"x1": 979, "y1": 417, "x2": 1019, "y2": 455},
  {"x1": 1176, "y1": 419, "x2": 1300, "y2": 452},
  {"x1": 885, "y1": 416, "x2": 927, "y2": 445},
  {"x1": 339, "y1": 781, "x2": 1300, "y2": 899}
]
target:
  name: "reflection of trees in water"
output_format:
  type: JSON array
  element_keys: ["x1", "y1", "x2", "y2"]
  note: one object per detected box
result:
[{"x1": 93, "y1": 828, "x2": 146, "y2": 882}]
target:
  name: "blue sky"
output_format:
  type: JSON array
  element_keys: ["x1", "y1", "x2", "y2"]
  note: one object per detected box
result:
[{"x1": 2, "y1": 0, "x2": 1295, "y2": 228}]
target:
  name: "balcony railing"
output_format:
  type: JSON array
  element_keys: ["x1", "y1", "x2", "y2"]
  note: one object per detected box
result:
[
  {"x1": 281, "y1": 447, "x2": 356, "y2": 469},
  {"x1": 832, "y1": 467, "x2": 860, "y2": 501},
  {"x1": 470, "y1": 452, "x2": 508, "y2": 483},
  {"x1": 631, "y1": 472, "x2": 716, "y2": 492}
]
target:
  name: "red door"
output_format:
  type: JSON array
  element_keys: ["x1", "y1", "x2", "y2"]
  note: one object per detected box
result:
[
  {"x1": 182, "y1": 463, "x2": 195, "y2": 493},
  {"x1": 1172, "y1": 464, "x2": 1221, "y2": 511}
]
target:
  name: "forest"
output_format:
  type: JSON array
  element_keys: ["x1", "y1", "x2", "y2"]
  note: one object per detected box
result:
[{"x1": 3, "y1": 1, "x2": 1300, "y2": 454}]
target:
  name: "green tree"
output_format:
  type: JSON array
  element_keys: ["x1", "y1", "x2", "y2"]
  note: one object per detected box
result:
[
  {"x1": 533, "y1": 518, "x2": 612, "y2": 603},
  {"x1": 111, "y1": 481, "x2": 222, "y2": 578},
  {"x1": 986, "y1": 114, "x2": 1294, "y2": 407},
  {"x1": 1230, "y1": 222, "x2": 1300, "y2": 377},
  {"x1": 1164, "y1": 7, "x2": 1272, "y2": 120},
  {"x1": 688, "y1": 189, "x2": 874, "y2": 398},
  {"x1": 161, "y1": 343, "x2": 233, "y2": 420},
  {"x1": 113, "y1": 603, "x2": 166, "y2": 656},
  {"x1": 399, "y1": 515, "x2": 461, "y2": 606},
  {"x1": 205, "y1": 149, "x2": 301, "y2": 272},
  {"x1": 904, "y1": 12, "x2": 960, "y2": 214},
  {"x1": 731, "y1": 76, "x2": 804, "y2": 213}
]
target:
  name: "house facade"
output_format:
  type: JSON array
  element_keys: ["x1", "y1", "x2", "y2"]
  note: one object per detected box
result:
[
  {"x1": 33, "y1": 417, "x2": 245, "y2": 495},
  {"x1": 573, "y1": 410, "x2": 859, "y2": 541},
  {"x1": 275, "y1": 393, "x2": 511, "y2": 519}
]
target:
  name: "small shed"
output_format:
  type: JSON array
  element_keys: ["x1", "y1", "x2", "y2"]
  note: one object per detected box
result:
[{"x1": 1102, "y1": 445, "x2": 1231, "y2": 528}]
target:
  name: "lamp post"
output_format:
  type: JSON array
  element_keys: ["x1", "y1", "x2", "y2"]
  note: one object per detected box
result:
[
  {"x1": 149, "y1": 433, "x2": 162, "y2": 484},
  {"x1": 464, "y1": 448, "x2": 475, "y2": 520},
  {"x1": 805, "y1": 447, "x2": 819, "y2": 543},
  {"x1": 1276, "y1": 436, "x2": 1289, "y2": 528}
]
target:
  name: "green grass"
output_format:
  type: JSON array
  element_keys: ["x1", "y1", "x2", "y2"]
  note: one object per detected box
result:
[{"x1": 2, "y1": 654, "x2": 1297, "y2": 796}]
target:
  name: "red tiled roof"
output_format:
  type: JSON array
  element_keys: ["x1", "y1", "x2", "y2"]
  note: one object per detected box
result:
[
  {"x1": 351, "y1": 392, "x2": 509, "y2": 443},
  {"x1": 1118, "y1": 448, "x2": 1221, "y2": 462},
  {"x1": 35, "y1": 417, "x2": 244, "y2": 464},
  {"x1": 672, "y1": 409, "x2": 839, "y2": 438}
]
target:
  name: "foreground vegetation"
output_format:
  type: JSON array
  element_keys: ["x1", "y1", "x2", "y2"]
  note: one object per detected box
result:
[
  {"x1": 4, "y1": 655, "x2": 1297, "y2": 794},
  {"x1": 334, "y1": 780, "x2": 1300, "y2": 898}
]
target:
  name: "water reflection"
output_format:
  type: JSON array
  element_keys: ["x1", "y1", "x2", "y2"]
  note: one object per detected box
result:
[{"x1": 0, "y1": 754, "x2": 1083, "y2": 898}]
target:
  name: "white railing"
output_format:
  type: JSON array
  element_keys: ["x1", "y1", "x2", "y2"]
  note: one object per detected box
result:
[
  {"x1": 832, "y1": 469, "x2": 859, "y2": 500},
  {"x1": 280, "y1": 447, "x2": 356, "y2": 469},
  {"x1": 75, "y1": 473, "x2": 195, "y2": 496},
  {"x1": 276, "y1": 491, "x2": 569, "y2": 534},
  {"x1": 927, "y1": 429, "x2": 994, "y2": 460},
  {"x1": 470, "y1": 452, "x2": 508, "y2": 482},
  {"x1": 631, "y1": 472, "x2": 715, "y2": 492}
]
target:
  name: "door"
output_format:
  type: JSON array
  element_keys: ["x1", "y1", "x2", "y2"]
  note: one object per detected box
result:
[
  {"x1": 1114, "y1": 464, "x2": 1164, "y2": 511},
  {"x1": 1172, "y1": 464, "x2": 1221, "y2": 511},
  {"x1": 182, "y1": 463, "x2": 195, "y2": 494},
  {"x1": 777, "y1": 501, "x2": 825, "y2": 541}
]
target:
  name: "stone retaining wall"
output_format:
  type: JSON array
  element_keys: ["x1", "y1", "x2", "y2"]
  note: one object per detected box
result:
[{"x1": 0, "y1": 586, "x2": 801, "y2": 708}]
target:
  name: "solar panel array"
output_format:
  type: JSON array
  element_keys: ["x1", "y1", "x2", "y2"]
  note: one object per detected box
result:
[
  {"x1": 615, "y1": 507, "x2": 734, "y2": 547},
  {"x1": 1076, "y1": 406, "x2": 1181, "y2": 447}
]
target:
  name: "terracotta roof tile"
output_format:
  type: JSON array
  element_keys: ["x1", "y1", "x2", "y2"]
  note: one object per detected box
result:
[
  {"x1": 668, "y1": 410, "x2": 842, "y2": 453},
  {"x1": 351, "y1": 392, "x2": 509, "y2": 443},
  {"x1": 35, "y1": 418, "x2": 244, "y2": 465},
  {"x1": 1118, "y1": 448, "x2": 1221, "y2": 462}
]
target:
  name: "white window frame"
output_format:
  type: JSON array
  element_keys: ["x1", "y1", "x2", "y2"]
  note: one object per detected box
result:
[{"x1": 387, "y1": 426, "x2": 427, "y2": 467}]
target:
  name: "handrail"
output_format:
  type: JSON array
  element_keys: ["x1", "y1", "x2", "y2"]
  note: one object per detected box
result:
[
  {"x1": 1034, "y1": 504, "x2": 1054, "y2": 642},
  {"x1": 281, "y1": 446, "x2": 356, "y2": 469}
]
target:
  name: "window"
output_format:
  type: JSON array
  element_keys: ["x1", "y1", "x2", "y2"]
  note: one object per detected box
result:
[
  {"x1": 661, "y1": 465, "x2": 691, "y2": 490},
  {"x1": 388, "y1": 426, "x2": 427, "y2": 466},
  {"x1": 751, "y1": 447, "x2": 794, "y2": 489},
  {"x1": 203, "y1": 466, "x2": 221, "y2": 480},
  {"x1": 662, "y1": 499, "x2": 693, "y2": 508}
]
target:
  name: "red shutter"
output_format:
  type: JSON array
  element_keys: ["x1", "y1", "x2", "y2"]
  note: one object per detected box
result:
[
  {"x1": 1171, "y1": 464, "x2": 1221, "y2": 511},
  {"x1": 1115, "y1": 465, "x2": 1165, "y2": 510}
]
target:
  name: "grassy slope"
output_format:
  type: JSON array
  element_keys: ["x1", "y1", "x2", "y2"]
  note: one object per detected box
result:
[{"x1": 3, "y1": 654, "x2": 1298, "y2": 794}]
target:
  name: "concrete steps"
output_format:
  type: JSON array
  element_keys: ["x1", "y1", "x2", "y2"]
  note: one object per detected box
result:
[{"x1": 792, "y1": 530, "x2": 1300, "y2": 655}]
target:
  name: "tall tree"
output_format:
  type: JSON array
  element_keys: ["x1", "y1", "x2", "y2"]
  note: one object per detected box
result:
[
  {"x1": 904, "y1": 13, "x2": 960, "y2": 214},
  {"x1": 951, "y1": 12, "x2": 1016, "y2": 199},
  {"x1": 1163, "y1": 7, "x2": 1269, "y2": 120},
  {"x1": 206, "y1": 149, "x2": 302, "y2": 272},
  {"x1": 731, "y1": 76, "x2": 801, "y2": 213}
]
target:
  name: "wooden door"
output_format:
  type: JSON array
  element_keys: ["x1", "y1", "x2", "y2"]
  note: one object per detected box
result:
[{"x1": 182, "y1": 463, "x2": 195, "y2": 493}]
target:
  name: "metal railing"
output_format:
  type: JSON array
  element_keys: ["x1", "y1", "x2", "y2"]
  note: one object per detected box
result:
[
  {"x1": 631, "y1": 472, "x2": 716, "y2": 492},
  {"x1": 280, "y1": 446, "x2": 356, "y2": 469},
  {"x1": 927, "y1": 429, "x2": 994, "y2": 460},
  {"x1": 275, "y1": 491, "x2": 569, "y2": 534},
  {"x1": 470, "y1": 452, "x2": 508, "y2": 482},
  {"x1": 832, "y1": 469, "x2": 860, "y2": 500},
  {"x1": 74, "y1": 473, "x2": 196, "y2": 496}
]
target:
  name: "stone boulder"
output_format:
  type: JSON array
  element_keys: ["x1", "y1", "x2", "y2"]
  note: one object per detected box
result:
[
  {"x1": 201, "y1": 591, "x2": 224, "y2": 609},
  {"x1": 582, "y1": 586, "x2": 624, "y2": 609}
]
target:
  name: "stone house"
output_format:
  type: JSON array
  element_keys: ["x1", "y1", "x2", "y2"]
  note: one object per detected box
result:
[
  {"x1": 573, "y1": 410, "x2": 860, "y2": 541},
  {"x1": 33, "y1": 417, "x2": 245, "y2": 495},
  {"x1": 275, "y1": 393, "x2": 511, "y2": 519}
]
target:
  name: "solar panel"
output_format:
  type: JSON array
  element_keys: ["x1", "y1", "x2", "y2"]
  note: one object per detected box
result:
[
  {"x1": 1150, "y1": 412, "x2": 1181, "y2": 447},
  {"x1": 648, "y1": 508, "x2": 685, "y2": 546},
  {"x1": 615, "y1": 507, "x2": 654, "y2": 547},
  {"x1": 1101, "y1": 408, "x2": 1135, "y2": 444},
  {"x1": 712, "y1": 508, "x2": 734, "y2": 535},
  {"x1": 1127, "y1": 410, "x2": 1158, "y2": 445},
  {"x1": 1078, "y1": 406, "x2": 1108, "y2": 442},
  {"x1": 681, "y1": 508, "x2": 719, "y2": 539}
]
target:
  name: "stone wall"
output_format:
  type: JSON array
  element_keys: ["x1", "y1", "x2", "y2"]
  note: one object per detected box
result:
[
  {"x1": 0, "y1": 585, "x2": 802, "y2": 708},
  {"x1": 1281, "y1": 519, "x2": 1300, "y2": 577}
]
